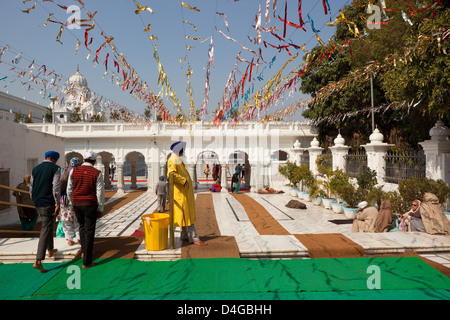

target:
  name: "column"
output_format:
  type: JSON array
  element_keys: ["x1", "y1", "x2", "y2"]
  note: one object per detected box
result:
[
  {"x1": 291, "y1": 140, "x2": 303, "y2": 165},
  {"x1": 250, "y1": 164, "x2": 257, "y2": 191},
  {"x1": 220, "y1": 164, "x2": 228, "y2": 192},
  {"x1": 188, "y1": 164, "x2": 196, "y2": 189},
  {"x1": 419, "y1": 120, "x2": 450, "y2": 185},
  {"x1": 116, "y1": 162, "x2": 125, "y2": 194},
  {"x1": 128, "y1": 153, "x2": 139, "y2": 190},
  {"x1": 308, "y1": 137, "x2": 323, "y2": 176},
  {"x1": 159, "y1": 163, "x2": 165, "y2": 178},
  {"x1": 103, "y1": 161, "x2": 111, "y2": 189},
  {"x1": 329, "y1": 134, "x2": 350, "y2": 172},
  {"x1": 362, "y1": 128, "x2": 394, "y2": 184},
  {"x1": 146, "y1": 162, "x2": 153, "y2": 191}
]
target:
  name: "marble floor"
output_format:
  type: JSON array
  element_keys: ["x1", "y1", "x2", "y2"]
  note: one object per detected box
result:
[{"x1": 1, "y1": 189, "x2": 450, "y2": 268}]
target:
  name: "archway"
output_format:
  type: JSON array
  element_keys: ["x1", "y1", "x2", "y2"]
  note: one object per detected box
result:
[
  {"x1": 269, "y1": 149, "x2": 290, "y2": 190},
  {"x1": 98, "y1": 151, "x2": 115, "y2": 190},
  {"x1": 64, "y1": 151, "x2": 83, "y2": 169},
  {"x1": 124, "y1": 151, "x2": 146, "y2": 190},
  {"x1": 229, "y1": 151, "x2": 250, "y2": 189},
  {"x1": 196, "y1": 150, "x2": 220, "y2": 190}
]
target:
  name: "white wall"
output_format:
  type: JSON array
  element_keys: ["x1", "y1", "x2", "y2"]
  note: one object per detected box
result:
[{"x1": 0, "y1": 119, "x2": 65, "y2": 227}]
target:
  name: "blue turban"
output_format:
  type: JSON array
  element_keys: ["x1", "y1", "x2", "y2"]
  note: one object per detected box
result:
[
  {"x1": 69, "y1": 157, "x2": 81, "y2": 167},
  {"x1": 45, "y1": 151, "x2": 60, "y2": 161},
  {"x1": 170, "y1": 141, "x2": 186, "y2": 155}
]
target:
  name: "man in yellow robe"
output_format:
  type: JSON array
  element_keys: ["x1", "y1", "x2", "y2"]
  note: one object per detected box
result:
[{"x1": 167, "y1": 141, "x2": 206, "y2": 246}]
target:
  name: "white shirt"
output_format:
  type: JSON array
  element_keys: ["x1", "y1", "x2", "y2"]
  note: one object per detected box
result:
[{"x1": 67, "y1": 162, "x2": 105, "y2": 212}]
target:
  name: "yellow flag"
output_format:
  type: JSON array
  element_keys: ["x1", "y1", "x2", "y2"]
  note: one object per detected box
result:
[{"x1": 181, "y1": 2, "x2": 200, "y2": 12}]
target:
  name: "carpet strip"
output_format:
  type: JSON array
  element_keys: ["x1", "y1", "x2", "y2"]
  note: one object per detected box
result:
[
  {"x1": 181, "y1": 194, "x2": 240, "y2": 259},
  {"x1": 230, "y1": 193, "x2": 290, "y2": 235},
  {"x1": 232, "y1": 193, "x2": 365, "y2": 258}
]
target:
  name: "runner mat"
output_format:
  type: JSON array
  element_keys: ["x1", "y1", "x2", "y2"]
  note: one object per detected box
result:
[
  {"x1": 23, "y1": 257, "x2": 450, "y2": 299},
  {"x1": 294, "y1": 233, "x2": 366, "y2": 258},
  {"x1": 231, "y1": 194, "x2": 365, "y2": 258},
  {"x1": 230, "y1": 193, "x2": 290, "y2": 235},
  {"x1": 181, "y1": 194, "x2": 240, "y2": 259}
]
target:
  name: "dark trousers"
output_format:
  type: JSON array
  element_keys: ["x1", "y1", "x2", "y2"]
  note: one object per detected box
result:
[
  {"x1": 36, "y1": 206, "x2": 55, "y2": 261},
  {"x1": 73, "y1": 205, "x2": 98, "y2": 266}
]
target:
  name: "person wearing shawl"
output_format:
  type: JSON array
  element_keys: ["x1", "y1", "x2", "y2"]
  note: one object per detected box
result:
[
  {"x1": 58, "y1": 157, "x2": 81, "y2": 246},
  {"x1": 419, "y1": 193, "x2": 450, "y2": 235},
  {"x1": 167, "y1": 141, "x2": 206, "y2": 246},
  {"x1": 373, "y1": 200, "x2": 393, "y2": 232},
  {"x1": 401, "y1": 199, "x2": 425, "y2": 232}
]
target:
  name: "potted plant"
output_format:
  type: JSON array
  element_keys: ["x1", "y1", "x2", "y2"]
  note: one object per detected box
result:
[
  {"x1": 329, "y1": 169, "x2": 350, "y2": 214},
  {"x1": 338, "y1": 182, "x2": 363, "y2": 219},
  {"x1": 315, "y1": 156, "x2": 335, "y2": 209},
  {"x1": 294, "y1": 165, "x2": 315, "y2": 201},
  {"x1": 278, "y1": 161, "x2": 301, "y2": 196},
  {"x1": 308, "y1": 181, "x2": 325, "y2": 206}
]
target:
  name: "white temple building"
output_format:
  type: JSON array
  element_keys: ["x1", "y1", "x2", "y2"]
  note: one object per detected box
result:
[{"x1": 51, "y1": 67, "x2": 102, "y2": 123}]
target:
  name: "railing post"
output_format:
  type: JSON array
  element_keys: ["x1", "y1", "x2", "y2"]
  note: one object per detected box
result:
[{"x1": 168, "y1": 172, "x2": 174, "y2": 249}]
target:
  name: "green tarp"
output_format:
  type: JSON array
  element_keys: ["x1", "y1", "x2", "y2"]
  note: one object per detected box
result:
[{"x1": 1, "y1": 257, "x2": 449, "y2": 300}]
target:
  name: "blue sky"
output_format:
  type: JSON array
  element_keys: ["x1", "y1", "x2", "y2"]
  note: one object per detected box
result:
[{"x1": 0, "y1": 0, "x2": 352, "y2": 121}]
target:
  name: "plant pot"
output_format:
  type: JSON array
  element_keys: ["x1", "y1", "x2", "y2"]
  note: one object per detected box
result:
[
  {"x1": 321, "y1": 198, "x2": 336, "y2": 210},
  {"x1": 296, "y1": 190, "x2": 305, "y2": 198},
  {"x1": 311, "y1": 197, "x2": 322, "y2": 206},
  {"x1": 301, "y1": 192, "x2": 311, "y2": 202},
  {"x1": 290, "y1": 188, "x2": 298, "y2": 197},
  {"x1": 331, "y1": 202, "x2": 346, "y2": 214},
  {"x1": 343, "y1": 206, "x2": 357, "y2": 219}
]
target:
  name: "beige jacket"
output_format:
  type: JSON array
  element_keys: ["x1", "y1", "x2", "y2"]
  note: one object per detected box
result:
[{"x1": 356, "y1": 206, "x2": 379, "y2": 232}]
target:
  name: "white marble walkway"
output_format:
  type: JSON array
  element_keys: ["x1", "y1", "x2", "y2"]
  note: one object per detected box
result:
[{"x1": 1, "y1": 190, "x2": 450, "y2": 268}]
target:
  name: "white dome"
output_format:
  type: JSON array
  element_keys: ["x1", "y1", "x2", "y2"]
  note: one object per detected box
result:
[
  {"x1": 69, "y1": 69, "x2": 88, "y2": 88},
  {"x1": 334, "y1": 134, "x2": 345, "y2": 146},
  {"x1": 369, "y1": 128, "x2": 384, "y2": 144}
]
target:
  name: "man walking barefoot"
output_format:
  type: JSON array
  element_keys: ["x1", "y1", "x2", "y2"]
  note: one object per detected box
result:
[
  {"x1": 30, "y1": 151, "x2": 61, "y2": 273},
  {"x1": 67, "y1": 151, "x2": 105, "y2": 269}
]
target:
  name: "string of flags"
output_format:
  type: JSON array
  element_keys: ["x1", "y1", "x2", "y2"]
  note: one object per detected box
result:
[{"x1": 5, "y1": 0, "x2": 445, "y2": 127}]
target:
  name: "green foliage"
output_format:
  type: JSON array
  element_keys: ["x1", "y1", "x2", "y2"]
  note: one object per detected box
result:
[
  {"x1": 383, "y1": 190, "x2": 407, "y2": 215},
  {"x1": 315, "y1": 156, "x2": 335, "y2": 199},
  {"x1": 299, "y1": 0, "x2": 450, "y2": 149},
  {"x1": 356, "y1": 168, "x2": 378, "y2": 197},
  {"x1": 308, "y1": 181, "x2": 326, "y2": 199},
  {"x1": 294, "y1": 165, "x2": 315, "y2": 191},
  {"x1": 329, "y1": 169, "x2": 350, "y2": 203},
  {"x1": 398, "y1": 177, "x2": 450, "y2": 206},
  {"x1": 14, "y1": 111, "x2": 32, "y2": 123},
  {"x1": 337, "y1": 182, "x2": 364, "y2": 208},
  {"x1": 278, "y1": 161, "x2": 300, "y2": 187}
]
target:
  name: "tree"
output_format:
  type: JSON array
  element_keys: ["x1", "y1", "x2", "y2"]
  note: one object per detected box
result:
[{"x1": 299, "y1": 0, "x2": 450, "y2": 149}]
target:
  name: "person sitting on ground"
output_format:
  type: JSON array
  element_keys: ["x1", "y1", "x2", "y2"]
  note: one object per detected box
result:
[
  {"x1": 352, "y1": 201, "x2": 378, "y2": 233},
  {"x1": 211, "y1": 178, "x2": 222, "y2": 192},
  {"x1": 373, "y1": 199, "x2": 393, "y2": 233},
  {"x1": 419, "y1": 192, "x2": 450, "y2": 235},
  {"x1": 400, "y1": 199, "x2": 424, "y2": 232}
]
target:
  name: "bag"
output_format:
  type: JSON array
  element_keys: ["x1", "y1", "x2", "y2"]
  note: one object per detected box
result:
[{"x1": 56, "y1": 220, "x2": 65, "y2": 238}]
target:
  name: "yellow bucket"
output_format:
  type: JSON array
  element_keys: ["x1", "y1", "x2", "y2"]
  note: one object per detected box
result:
[{"x1": 141, "y1": 213, "x2": 170, "y2": 251}]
